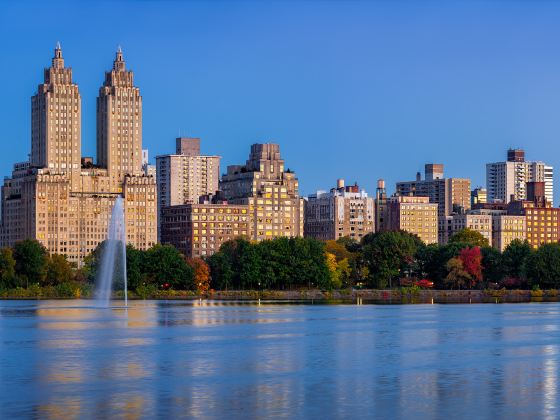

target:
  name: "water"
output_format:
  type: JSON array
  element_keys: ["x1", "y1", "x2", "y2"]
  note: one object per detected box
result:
[
  {"x1": 0, "y1": 300, "x2": 559, "y2": 419},
  {"x1": 94, "y1": 196, "x2": 127, "y2": 307}
]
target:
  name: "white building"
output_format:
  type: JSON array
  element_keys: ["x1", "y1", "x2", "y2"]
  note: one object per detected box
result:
[
  {"x1": 156, "y1": 138, "x2": 220, "y2": 239},
  {"x1": 486, "y1": 148, "x2": 553, "y2": 205}
]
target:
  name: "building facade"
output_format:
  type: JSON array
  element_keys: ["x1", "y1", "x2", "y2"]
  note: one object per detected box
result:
[
  {"x1": 156, "y1": 137, "x2": 220, "y2": 238},
  {"x1": 386, "y1": 195, "x2": 438, "y2": 244},
  {"x1": 220, "y1": 143, "x2": 304, "y2": 241},
  {"x1": 374, "y1": 179, "x2": 388, "y2": 233},
  {"x1": 304, "y1": 179, "x2": 375, "y2": 241},
  {"x1": 471, "y1": 187, "x2": 487, "y2": 207},
  {"x1": 486, "y1": 148, "x2": 553, "y2": 205},
  {"x1": 448, "y1": 213, "x2": 493, "y2": 245},
  {"x1": 1, "y1": 46, "x2": 157, "y2": 265},
  {"x1": 492, "y1": 214, "x2": 526, "y2": 252},
  {"x1": 396, "y1": 164, "x2": 471, "y2": 243},
  {"x1": 160, "y1": 200, "x2": 250, "y2": 258}
]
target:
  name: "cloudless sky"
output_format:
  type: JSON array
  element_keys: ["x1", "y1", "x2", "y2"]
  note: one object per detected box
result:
[{"x1": 2, "y1": 0, "x2": 560, "y2": 202}]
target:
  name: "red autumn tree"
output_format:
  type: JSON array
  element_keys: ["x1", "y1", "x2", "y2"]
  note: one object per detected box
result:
[{"x1": 458, "y1": 246, "x2": 483, "y2": 289}]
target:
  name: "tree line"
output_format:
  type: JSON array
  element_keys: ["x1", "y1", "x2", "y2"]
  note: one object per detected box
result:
[{"x1": 2, "y1": 228, "x2": 560, "y2": 297}]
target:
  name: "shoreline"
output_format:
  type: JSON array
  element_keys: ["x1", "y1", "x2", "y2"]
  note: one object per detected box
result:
[{"x1": 1, "y1": 289, "x2": 559, "y2": 303}]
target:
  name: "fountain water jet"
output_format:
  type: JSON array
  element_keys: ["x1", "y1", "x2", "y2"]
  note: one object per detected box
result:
[{"x1": 94, "y1": 196, "x2": 127, "y2": 307}]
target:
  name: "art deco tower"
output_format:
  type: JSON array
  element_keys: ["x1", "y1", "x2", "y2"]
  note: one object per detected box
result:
[
  {"x1": 97, "y1": 47, "x2": 143, "y2": 190},
  {"x1": 31, "y1": 43, "x2": 81, "y2": 186}
]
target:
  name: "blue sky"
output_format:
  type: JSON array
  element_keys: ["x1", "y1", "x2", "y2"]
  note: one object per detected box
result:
[{"x1": 1, "y1": 0, "x2": 560, "y2": 201}]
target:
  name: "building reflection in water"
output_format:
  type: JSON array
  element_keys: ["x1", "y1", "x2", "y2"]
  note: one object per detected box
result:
[{"x1": 2, "y1": 300, "x2": 560, "y2": 418}]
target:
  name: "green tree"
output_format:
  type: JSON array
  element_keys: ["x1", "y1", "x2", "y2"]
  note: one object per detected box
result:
[
  {"x1": 419, "y1": 242, "x2": 466, "y2": 289},
  {"x1": 13, "y1": 239, "x2": 48, "y2": 286},
  {"x1": 502, "y1": 239, "x2": 532, "y2": 281},
  {"x1": 445, "y1": 257, "x2": 470, "y2": 289},
  {"x1": 207, "y1": 243, "x2": 236, "y2": 290},
  {"x1": 361, "y1": 231, "x2": 423, "y2": 288},
  {"x1": 126, "y1": 245, "x2": 144, "y2": 291},
  {"x1": 142, "y1": 244, "x2": 194, "y2": 289},
  {"x1": 481, "y1": 246, "x2": 503, "y2": 285},
  {"x1": 0, "y1": 247, "x2": 16, "y2": 288},
  {"x1": 526, "y1": 243, "x2": 560, "y2": 289},
  {"x1": 45, "y1": 254, "x2": 73, "y2": 286},
  {"x1": 449, "y1": 228, "x2": 489, "y2": 248}
]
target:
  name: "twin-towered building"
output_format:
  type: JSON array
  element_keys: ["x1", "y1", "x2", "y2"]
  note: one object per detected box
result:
[
  {"x1": 1, "y1": 45, "x2": 157, "y2": 265},
  {"x1": 3, "y1": 46, "x2": 558, "y2": 263}
]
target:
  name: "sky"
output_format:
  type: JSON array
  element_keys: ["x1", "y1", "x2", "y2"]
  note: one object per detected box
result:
[{"x1": 2, "y1": 0, "x2": 560, "y2": 202}]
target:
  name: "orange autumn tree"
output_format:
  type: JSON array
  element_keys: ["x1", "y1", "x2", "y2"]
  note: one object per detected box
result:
[
  {"x1": 186, "y1": 258, "x2": 211, "y2": 295},
  {"x1": 458, "y1": 246, "x2": 483, "y2": 289}
]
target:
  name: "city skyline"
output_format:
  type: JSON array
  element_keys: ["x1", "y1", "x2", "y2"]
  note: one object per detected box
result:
[{"x1": 2, "y1": 1, "x2": 560, "y2": 201}]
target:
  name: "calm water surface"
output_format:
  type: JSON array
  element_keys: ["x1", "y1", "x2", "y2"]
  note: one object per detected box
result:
[{"x1": 0, "y1": 300, "x2": 559, "y2": 419}]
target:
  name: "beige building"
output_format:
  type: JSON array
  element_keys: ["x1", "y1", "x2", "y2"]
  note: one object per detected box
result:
[
  {"x1": 1, "y1": 46, "x2": 157, "y2": 265},
  {"x1": 492, "y1": 214, "x2": 526, "y2": 252},
  {"x1": 387, "y1": 196, "x2": 438, "y2": 244},
  {"x1": 396, "y1": 164, "x2": 470, "y2": 243},
  {"x1": 156, "y1": 137, "x2": 220, "y2": 238},
  {"x1": 304, "y1": 179, "x2": 375, "y2": 241},
  {"x1": 374, "y1": 179, "x2": 388, "y2": 233},
  {"x1": 160, "y1": 199, "x2": 250, "y2": 258},
  {"x1": 220, "y1": 143, "x2": 304, "y2": 240},
  {"x1": 449, "y1": 213, "x2": 493, "y2": 245}
]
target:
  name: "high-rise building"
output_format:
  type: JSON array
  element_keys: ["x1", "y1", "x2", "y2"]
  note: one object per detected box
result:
[
  {"x1": 1, "y1": 46, "x2": 157, "y2": 265},
  {"x1": 486, "y1": 148, "x2": 553, "y2": 205},
  {"x1": 304, "y1": 179, "x2": 375, "y2": 241},
  {"x1": 141, "y1": 149, "x2": 155, "y2": 177},
  {"x1": 396, "y1": 164, "x2": 470, "y2": 243},
  {"x1": 386, "y1": 196, "x2": 438, "y2": 244},
  {"x1": 508, "y1": 186, "x2": 560, "y2": 249},
  {"x1": 156, "y1": 138, "x2": 220, "y2": 238},
  {"x1": 220, "y1": 143, "x2": 304, "y2": 240},
  {"x1": 176, "y1": 137, "x2": 201, "y2": 156},
  {"x1": 374, "y1": 179, "x2": 388, "y2": 232},
  {"x1": 97, "y1": 47, "x2": 143, "y2": 190},
  {"x1": 160, "y1": 195, "x2": 251, "y2": 258},
  {"x1": 31, "y1": 42, "x2": 81, "y2": 188},
  {"x1": 492, "y1": 214, "x2": 526, "y2": 252},
  {"x1": 471, "y1": 187, "x2": 487, "y2": 207},
  {"x1": 448, "y1": 213, "x2": 493, "y2": 245}
]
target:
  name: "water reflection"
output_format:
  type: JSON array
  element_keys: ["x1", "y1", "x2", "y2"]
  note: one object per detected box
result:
[{"x1": 0, "y1": 300, "x2": 559, "y2": 418}]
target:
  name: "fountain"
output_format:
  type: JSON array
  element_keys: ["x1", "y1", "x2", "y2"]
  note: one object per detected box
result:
[{"x1": 94, "y1": 196, "x2": 127, "y2": 307}]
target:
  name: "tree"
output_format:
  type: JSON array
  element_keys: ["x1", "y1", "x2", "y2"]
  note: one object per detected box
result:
[
  {"x1": 0, "y1": 247, "x2": 16, "y2": 288},
  {"x1": 207, "y1": 245, "x2": 235, "y2": 290},
  {"x1": 458, "y1": 246, "x2": 483, "y2": 288},
  {"x1": 325, "y1": 252, "x2": 342, "y2": 289},
  {"x1": 142, "y1": 245, "x2": 194, "y2": 289},
  {"x1": 325, "y1": 240, "x2": 354, "y2": 262},
  {"x1": 481, "y1": 246, "x2": 503, "y2": 285},
  {"x1": 526, "y1": 243, "x2": 560, "y2": 289},
  {"x1": 445, "y1": 257, "x2": 470, "y2": 289},
  {"x1": 187, "y1": 258, "x2": 211, "y2": 294},
  {"x1": 361, "y1": 231, "x2": 423, "y2": 288},
  {"x1": 449, "y1": 228, "x2": 489, "y2": 248},
  {"x1": 126, "y1": 245, "x2": 144, "y2": 291},
  {"x1": 13, "y1": 239, "x2": 48, "y2": 286},
  {"x1": 502, "y1": 239, "x2": 532, "y2": 282},
  {"x1": 45, "y1": 254, "x2": 73, "y2": 286}
]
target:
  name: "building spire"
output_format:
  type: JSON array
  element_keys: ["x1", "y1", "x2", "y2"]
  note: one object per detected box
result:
[
  {"x1": 113, "y1": 45, "x2": 125, "y2": 71},
  {"x1": 52, "y1": 41, "x2": 64, "y2": 69}
]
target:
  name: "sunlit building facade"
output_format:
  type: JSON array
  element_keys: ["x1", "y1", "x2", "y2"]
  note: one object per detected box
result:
[
  {"x1": 0, "y1": 45, "x2": 157, "y2": 265},
  {"x1": 220, "y1": 143, "x2": 304, "y2": 240},
  {"x1": 387, "y1": 195, "x2": 438, "y2": 244}
]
